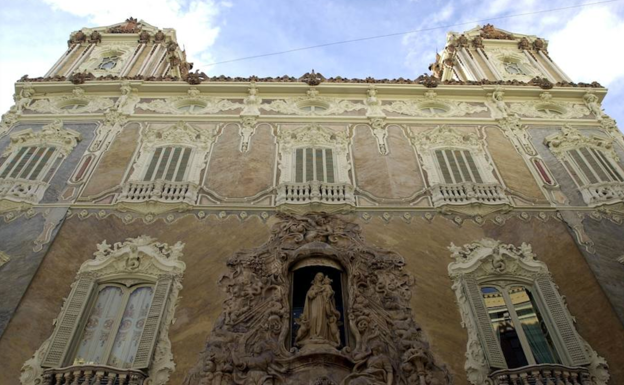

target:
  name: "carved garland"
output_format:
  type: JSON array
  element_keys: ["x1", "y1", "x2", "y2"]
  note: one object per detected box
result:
[
  {"x1": 260, "y1": 89, "x2": 366, "y2": 116},
  {"x1": 27, "y1": 88, "x2": 114, "y2": 114},
  {"x1": 447, "y1": 238, "x2": 609, "y2": 385},
  {"x1": 381, "y1": 91, "x2": 488, "y2": 117},
  {"x1": 20, "y1": 235, "x2": 186, "y2": 385},
  {"x1": 136, "y1": 88, "x2": 243, "y2": 115},
  {"x1": 508, "y1": 92, "x2": 590, "y2": 119},
  {"x1": 183, "y1": 214, "x2": 450, "y2": 385}
]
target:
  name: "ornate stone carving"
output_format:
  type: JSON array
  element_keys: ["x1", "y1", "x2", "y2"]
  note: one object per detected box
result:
[
  {"x1": 136, "y1": 88, "x2": 242, "y2": 114},
  {"x1": 107, "y1": 17, "x2": 141, "y2": 34},
  {"x1": 369, "y1": 118, "x2": 389, "y2": 155},
  {"x1": 544, "y1": 124, "x2": 617, "y2": 161},
  {"x1": 448, "y1": 238, "x2": 609, "y2": 385},
  {"x1": 68, "y1": 30, "x2": 87, "y2": 46},
  {"x1": 76, "y1": 43, "x2": 136, "y2": 76},
  {"x1": 583, "y1": 91, "x2": 605, "y2": 120},
  {"x1": 518, "y1": 37, "x2": 530, "y2": 50},
  {"x1": 532, "y1": 38, "x2": 548, "y2": 53},
  {"x1": 239, "y1": 116, "x2": 257, "y2": 153},
  {"x1": 260, "y1": 88, "x2": 366, "y2": 116},
  {"x1": 68, "y1": 71, "x2": 95, "y2": 85},
  {"x1": 139, "y1": 30, "x2": 151, "y2": 43},
  {"x1": 487, "y1": 48, "x2": 537, "y2": 82},
  {"x1": 114, "y1": 81, "x2": 139, "y2": 114},
  {"x1": 5, "y1": 120, "x2": 81, "y2": 158},
  {"x1": 509, "y1": 93, "x2": 590, "y2": 119},
  {"x1": 299, "y1": 69, "x2": 326, "y2": 86},
  {"x1": 27, "y1": 88, "x2": 114, "y2": 114},
  {"x1": 21, "y1": 235, "x2": 186, "y2": 385},
  {"x1": 88, "y1": 30, "x2": 102, "y2": 44},
  {"x1": 488, "y1": 86, "x2": 509, "y2": 118},
  {"x1": 241, "y1": 83, "x2": 261, "y2": 116},
  {"x1": 382, "y1": 91, "x2": 487, "y2": 117},
  {"x1": 479, "y1": 24, "x2": 513, "y2": 40},
  {"x1": 365, "y1": 86, "x2": 385, "y2": 118},
  {"x1": 183, "y1": 214, "x2": 450, "y2": 385},
  {"x1": 14, "y1": 83, "x2": 35, "y2": 114},
  {"x1": 0, "y1": 109, "x2": 18, "y2": 137}
]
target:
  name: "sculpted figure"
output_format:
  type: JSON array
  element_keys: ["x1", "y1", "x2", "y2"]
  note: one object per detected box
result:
[
  {"x1": 491, "y1": 87, "x2": 508, "y2": 117},
  {"x1": 584, "y1": 92, "x2": 605, "y2": 120},
  {"x1": 14, "y1": 86, "x2": 34, "y2": 113},
  {"x1": 232, "y1": 344, "x2": 283, "y2": 385},
  {"x1": 342, "y1": 341, "x2": 393, "y2": 385},
  {"x1": 295, "y1": 273, "x2": 341, "y2": 349}
]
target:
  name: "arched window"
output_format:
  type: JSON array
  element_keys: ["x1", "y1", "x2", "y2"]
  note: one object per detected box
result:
[
  {"x1": 21, "y1": 236, "x2": 186, "y2": 385},
  {"x1": 448, "y1": 238, "x2": 609, "y2": 385}
]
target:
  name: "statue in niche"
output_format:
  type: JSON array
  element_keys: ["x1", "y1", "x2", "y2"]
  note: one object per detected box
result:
[
  {"x1": 183, "y1": 214, "x2": 451, "y2": 385},
  {"x1": 343, "y1": 341, "x2": 393, "y2": 385},
  {"x1": 295, "y1": 273, "x2": 342, "y2": 350}
]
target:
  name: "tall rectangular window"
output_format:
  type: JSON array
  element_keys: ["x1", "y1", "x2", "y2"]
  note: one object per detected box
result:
[
  {"x1": 434, "y1": 149, "x2": 483, "y2": 184},
  {"x1": 294, "y1": 147, "x2": 335, "y2": 183},
  {"x1": 143, "y1": 146, "x2": 192, "y2": 182},
  {"x1": 568, "y1": 147, "x2": 623, "y2": 185},
  {"x1": 0, "y1": 146, "x2": 56, "y2": 181}
]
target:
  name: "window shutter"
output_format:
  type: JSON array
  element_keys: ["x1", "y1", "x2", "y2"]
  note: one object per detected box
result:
[
  {"x1": 132, "y1": 277, "x2": 172, "y2": 369},
  {"x1": 461, "y1": 277, "x2": 508, "y2": 369},
  {"x1": 534, "y1": 276, "x2": 590, "y2": 366},
  {"x1": 42, "y1": 277, "x2": 95, "y2": 367}
]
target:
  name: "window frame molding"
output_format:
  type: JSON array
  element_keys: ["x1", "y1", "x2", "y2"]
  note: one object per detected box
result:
[
  {"x1": 447, "y1": 238, "x2": 609, "y2": 385},
  {"x1": 20, "y1": 235, "x2": 186, "y2": 385},
  {"x1": 0, "y1": 120, "x2": 81, "y2": 203},
  {"x1": 544, "y1": 124, "x2": 624, "y2": 205}
]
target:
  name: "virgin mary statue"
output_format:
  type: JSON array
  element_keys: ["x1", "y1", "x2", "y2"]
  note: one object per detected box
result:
[{"x1": 295, "y1": 272, "x2": 341, "y2": 350}]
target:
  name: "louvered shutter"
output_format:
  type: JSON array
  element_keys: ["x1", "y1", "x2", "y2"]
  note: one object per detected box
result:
[
  {"x1": 461, "y1": 277, "x2": 508, "y2": 369},
  {"x1": 42, "y1": 277, "x2": 95, "y2": 367},
  {"x1": 534, "y1": 276, "x2": 590, "y2": 366},
  {"x1": 132, "y1": 277, "x2": 172, "y2": 369}
]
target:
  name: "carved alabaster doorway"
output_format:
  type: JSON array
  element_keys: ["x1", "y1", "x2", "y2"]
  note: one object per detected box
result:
[{"x1": 183, "y1": 214, "x2": 450, "y2": 385}]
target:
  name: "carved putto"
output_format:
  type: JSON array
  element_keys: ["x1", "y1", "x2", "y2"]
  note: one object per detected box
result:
[{"x1": 183, "y1": 214, "x2": 450, "y2": 385}]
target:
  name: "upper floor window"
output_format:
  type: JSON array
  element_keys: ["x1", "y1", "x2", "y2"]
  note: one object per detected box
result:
[
  {"x1": 448, "y1": 238, "x2": 609, "y2": 385},
  {"x1": 434, "y1": 148, "x2": 483, "y2": 184},
  {"x1": 0, "y1": 146, "x2": 56, "y2": 181},
  {"x1": 294, "y1": 147, "x2": 335, "y2": 183},
  {"x1": 98, "y1": 56, "x2": 119, "y2": 70},
  {"x1": 143, "y1": 146, "x2": 192, "y2": 182},
  {"x1": 567, "y1": 147, "x2": 623, "y2": 185},
  {"x1": 503, "y1": 61, "x2": 525, "y2": 75},
  {"x1": 21, "y1": 236, "x2": 186, "y2": 385}
]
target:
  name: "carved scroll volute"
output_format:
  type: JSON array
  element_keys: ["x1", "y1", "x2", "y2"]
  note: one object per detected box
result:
[{"x1": 184, "y1": 214, "x2": 450, "y2": 385}]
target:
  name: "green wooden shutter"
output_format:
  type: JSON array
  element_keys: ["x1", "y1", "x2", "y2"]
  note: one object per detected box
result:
[
  {"x1": 534, "y1": 276, "x2": 590, "y2": 366},
  {"x1": 42, "y1": 277, "x2": 95, "y2": 367},
  {"x1": 132, "y1": 277, "x2": 172, "y2": 369},
  {"x1": 462, "y1": 277, "x2": 508, "y2": 369}
]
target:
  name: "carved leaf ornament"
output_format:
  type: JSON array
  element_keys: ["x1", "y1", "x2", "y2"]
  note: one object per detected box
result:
[{"x1": 184, "y1": 214, "x2": 450, "y2": 385}]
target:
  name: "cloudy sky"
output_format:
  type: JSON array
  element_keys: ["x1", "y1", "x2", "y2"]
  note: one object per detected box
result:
[{"x1": 1, "y1": 0, "x2": 623, "y2": 125}]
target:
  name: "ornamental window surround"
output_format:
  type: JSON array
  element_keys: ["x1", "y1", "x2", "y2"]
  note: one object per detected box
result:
[
  {"x1": 0, "y1": 120, "x2": 81, "y2": 203},
  {"x1": 20, "y1": 236, "x2": 186, "y2": 385},
  {"x1": 409, "y1": 125, "x2": 509, "y2": 207},
  {"x1": 545, "y1": 125, "x2": 624, "y2": 206},
  {"x1": 117, "y1": 122, "x2": 216, "y2": 205},
  {"x1": 448, "y1": 238, "x2": 609, "y2": 385},
  {"x1": 276, "y1": 124, "x2": 354, "y2": 208}
]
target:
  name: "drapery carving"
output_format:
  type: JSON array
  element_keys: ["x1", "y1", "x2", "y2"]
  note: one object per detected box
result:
[{"x1": 184, "y1": 214, "x2": 450, "y2": 385}]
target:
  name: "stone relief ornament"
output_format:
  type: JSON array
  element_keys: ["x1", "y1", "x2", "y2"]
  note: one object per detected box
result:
[
  {"x1": 136, "y1": 87, "x2": 243, "y2": 114},
  {"x1": 20, "y1": 235, "x2": 186, "y2": 385},
  {"x1": 241, "y1": 83, "x2": 262, "y2": 116},
  {"x1": 76, "y1": 43, "x2": 136, "y2": 76},
  {"x1": 382, "y1": 90, "x2": 487, "y2": 117},
  {"x1": 487, "y1": 48, "x2": 537, "y2": 82},
  {"x1": 14, "y1": 83, "x2": 35, "y2": 114},
  {"x1": 488, "y1": 87, "x2": 509, "y2": 118},
  {"x1": 183, "y1": 214, "x2": 450, "y2": 385},
  {"x1": 365, "y1": 86, "x2": 385, "y2": 118},
  {"x1": 583, "y1": 91, "x2": 606, "y2": 120},
  {"x1": 369, "y1": 118, "x2": 389, "y2": 155},
  {"x1": 239, "y1": 116, "x2": 257, "y2": 152},
  {"x1": 544, "y1": 124, "x2": 618, "y2": 161},
  {"x1": 508, "y1": 92, "x2": 590, "y2": 119},
  {"x1": 27, "y1": 87, "x2": 114, "y2": 114},
  {"x1": 114, "y1": 81, "x2": 140, "y2": 114},
  {"x1": 0, "y1": 109, "x2": 19, "y2": 137},
  {"x1": 260, "y1": 88, "x2": 366, "y2": 116},
  {"x1": 447, "y1": 238, "x2": 609, "y2": 385},
  {"x1": 5, "y1": 120, "x2": 81, "y2": 158}
]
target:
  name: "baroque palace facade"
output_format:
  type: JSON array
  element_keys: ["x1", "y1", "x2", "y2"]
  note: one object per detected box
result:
[{"x1": 0, "y1": 18, "x2": 623, "y2": 385}]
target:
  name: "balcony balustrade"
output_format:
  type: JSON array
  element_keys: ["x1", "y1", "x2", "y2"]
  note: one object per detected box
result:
[
  {"x1": 490, "y1": 364, "x2": 591, "y2": 385},
  {"x1": 118, "y1": 180, "x2": 198, "y2": 204},
  {"x1": 276, "y1": 181, "x2": 355, "y2": 206},
  {"x1": 43, "y1": 365, "x2": 147, "y2": 385},
  {"x1": 581, "y1": 182, "x2": 624, "y2": 206},
  {"x1": 0, "y1": 178, "x2": 48, "y2": 203},
  {"x1": 431, "y1": 182, "x2": 509, "y2": 207}
]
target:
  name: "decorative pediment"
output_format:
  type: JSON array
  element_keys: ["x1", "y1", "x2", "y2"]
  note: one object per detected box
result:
[
  {"x1": 448, "y1": 238, "x2": 547, "y2": 280},
  {"x1": 544, "y1": 124, "x2": 617, "y2": 160},
  {"x1": 85, "y1": 235, "x2": 186, "y2": 280},
  {"x1": 382, "y1": 91, "x2": 487, "y2": 117},
  {"x1": 6, "y1": 120, "x2": 81, "y2": 157},
  {"x1": 508, "y1": 92, "x2": 590, "y2": 119},
  {"x1": 136, "y1": 88, "x2": 243, "y2": 114},
  {"x1": 260, "y1": 88, "x2": 366, "y2": 116},
  {"x1": 409, "y1": 125, "x2": 480, "y2": 150},
  {"x1": 278, "y1": 123, "x2": 350, "y2": 152},
  {"x1": 27, "y1": 88, "x2": 114, "y2": 114},
  {"x1": 142, "y1": 121, "x2": 216, "y2": 150}
]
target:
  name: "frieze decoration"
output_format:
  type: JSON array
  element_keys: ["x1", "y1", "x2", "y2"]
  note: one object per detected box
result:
[
  {"x1": 544, "y1": 124, "x2": 617, "y2": 161},
  {"x1": 382, "y1": 90, "x2": 487, "y2": 117},
  {"x1": 20, "y1": 235, "x2": 186, "y2": 385},
  {"x1": 508, "y1": 92, "x2": 590, "y2": 119},
  {"x1": 183, "y1": 214, "x2": 450, "y2": 385},
  {"x1": 447, "y1": 238, "x2": 609, "y2": 385},
  {"x1": 14, "y1": 83, "x2": 35, "y2": 114},
  {"x1": 583, "y1": 91, "x2": 606, "y2": 120},
  {"x1": 260, "y1": 88, "x2": 366, "y2": 116},
  {"x1": 5, "y1": 120, "x2": 81, "y2": 158},
  {"x1": 27, "y1": 87, "x2": 114, "y2": 114},
  {"x1": 136, "y1": 87, "x2": 242, "y2": 114},
  {"x1": 114, "y1": 81, "x2": 140, "y2": 114},
  {"x1": 0, "y1": 109, "x2": 18, "y2": 137}
]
